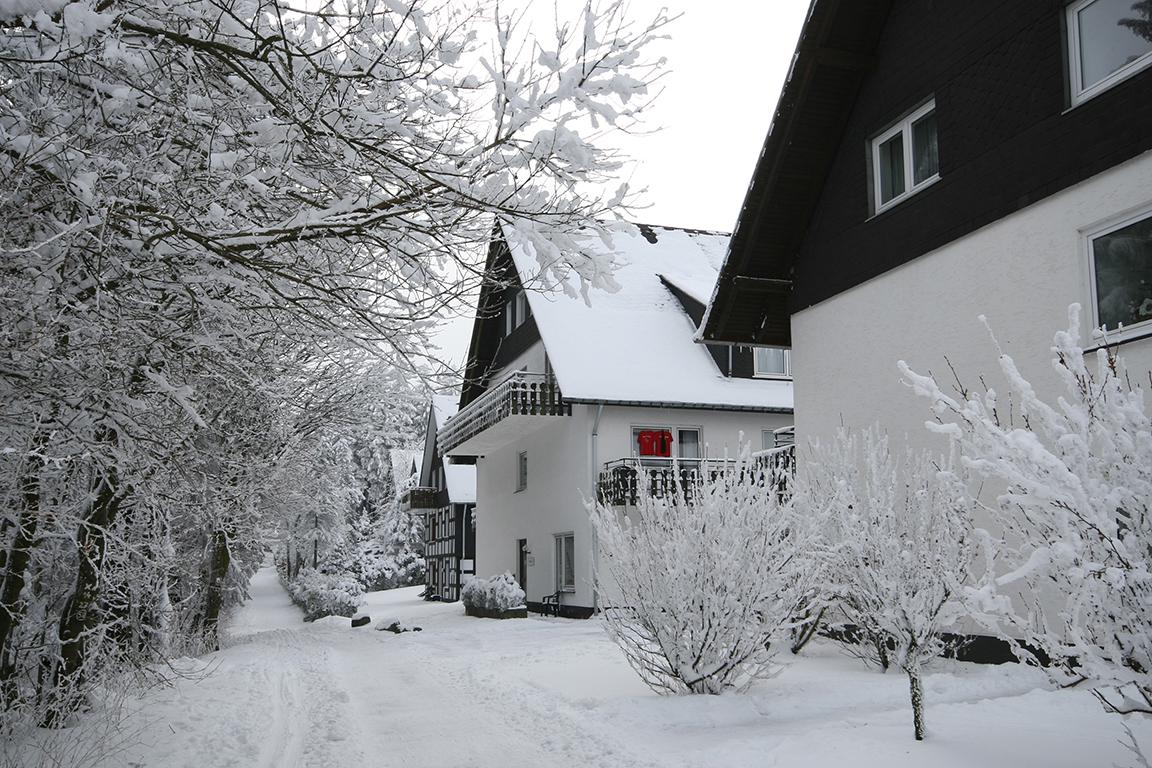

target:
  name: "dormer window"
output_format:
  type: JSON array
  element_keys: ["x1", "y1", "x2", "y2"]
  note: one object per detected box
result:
[
  {"x1": 504, "y1": 289, "x2": 531, "y2": 337},
  {"x1": 871, "y1": 100, "x2": 939, "y2": 214},
  {"x1": 1067, "y1": 0, "x2": 1152, "y2": 106},
  {"x1": 753, "y1": 347, "x2": 792, "y2": 378}
]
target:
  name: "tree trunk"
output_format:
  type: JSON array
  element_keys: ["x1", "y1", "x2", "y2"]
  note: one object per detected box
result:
[
  {"x1": 46, "y1": 470, "x2": 123, "y2": 726},
  {"x1": 874, "y1": 633, "x2": 890, "y2": 672},
  {"x1": 200, "y1": 529, "x2": 231, "y2": 651},
  {"x1": 790, "y1": 607, "x2": 824, "y2": 655},
  {"x1": 0, "y1": 461, "x2": 42, "y2": 698},
  {"x1": 908, "y1": 662, "x2": 926, "y2": 741}
]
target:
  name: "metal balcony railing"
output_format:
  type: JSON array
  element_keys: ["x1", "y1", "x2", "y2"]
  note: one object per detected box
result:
[
  {"x1": 597, "y1": 447, "x2": 795, "y2": 507},
  {"x1": 437, "y1": 371, "x2": 570, "y2": 454}
]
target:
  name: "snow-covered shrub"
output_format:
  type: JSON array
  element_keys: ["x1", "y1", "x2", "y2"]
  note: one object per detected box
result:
[
  {"x1": 461, "y1": 573, "x2": 526, "y2": 613},
  {"x1": 285, "y1": 569, "x2": 365, "y2": 622},
  {"x1": 590, "y1": 451, "x2": 822, "y2": 695},
  {"x1": 802, "y1": 427, "x2": 977, "y2": 740},
  {"x1": 900, "y1": 304, "x2": 1152, "y2": 712}
]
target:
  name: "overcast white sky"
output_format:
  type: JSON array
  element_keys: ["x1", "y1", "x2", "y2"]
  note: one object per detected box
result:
[{"x1": 433, "y1": 0, "x2": 811, "y2": 367}]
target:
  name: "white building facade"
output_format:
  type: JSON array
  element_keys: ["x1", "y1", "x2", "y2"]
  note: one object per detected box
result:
[{"x1": 441, "y1": 225, "x2": 794, "y2": 616}]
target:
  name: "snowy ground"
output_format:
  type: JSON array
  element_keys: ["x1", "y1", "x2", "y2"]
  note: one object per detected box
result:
[{"x1": 46, "y1": 565, "x2": 1152, "y2": 767}]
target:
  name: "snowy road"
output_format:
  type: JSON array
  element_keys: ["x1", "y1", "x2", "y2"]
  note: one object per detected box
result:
[{"x1": 110, "y1": 566, "x2": 1152, "y2": 768}]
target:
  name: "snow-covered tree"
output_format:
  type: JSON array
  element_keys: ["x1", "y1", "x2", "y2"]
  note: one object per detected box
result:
[
  {"x1": 0, "y1": 0, "x2": 669, "y2": 726},
  {"x1": 802, "y1": 427, "x2": 976, "y2": 740},
  {"x1": 899, "y1": 304, "x2": 1152, "y2": 713},
  {"x1": 589, "y1": 452, "x2": 821, "y2": 695}
]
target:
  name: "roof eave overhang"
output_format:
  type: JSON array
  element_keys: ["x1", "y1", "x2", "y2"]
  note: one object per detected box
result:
[{"x1": 698, "y1": 0, "x2": 892, "y2": 347}]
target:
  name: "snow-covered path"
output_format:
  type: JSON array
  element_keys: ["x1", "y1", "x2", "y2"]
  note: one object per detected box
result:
[
  {"x1": 109, "y1": 566, "x2": 1152, "y2": 768},
  {"x1": 118, "y1": 566, "x2": 659, "y2": 768}
]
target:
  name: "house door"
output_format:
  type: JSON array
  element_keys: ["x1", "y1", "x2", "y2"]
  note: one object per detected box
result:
[{"x1": 516, "y1": 538, "x2": 528, "y2": 594}]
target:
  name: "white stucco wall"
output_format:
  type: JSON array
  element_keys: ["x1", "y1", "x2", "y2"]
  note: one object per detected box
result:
[
  {"x1": 792, "y1": 150, "x2": 1152, "y2": 455},
  {"x1": 473, "y1": 403, "x2": 793, "y2": 611}
]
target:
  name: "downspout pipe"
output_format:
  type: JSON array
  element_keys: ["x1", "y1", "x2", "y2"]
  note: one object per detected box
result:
[{"x1": 590, "y1": 402, "x2": 605, "y2": 613}]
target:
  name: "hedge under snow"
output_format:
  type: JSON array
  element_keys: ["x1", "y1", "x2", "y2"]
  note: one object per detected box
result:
[
  {"x1": 285, "y1": 569, "x2": 365, "y2": 622},
  {"x1": 461, "y1": 573, "x2": 526, "y2": 613}
]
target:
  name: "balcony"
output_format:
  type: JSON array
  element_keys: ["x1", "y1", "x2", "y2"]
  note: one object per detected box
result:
[
  {"x1": 597, "y1": 447, "x2": 795, "y2": 507},
  {"x1": 399, "y1": 486, "x2": 439, "y2": 512},
  {"x1": 438, "y1": 371, "x2": 570, "y2": 456}
]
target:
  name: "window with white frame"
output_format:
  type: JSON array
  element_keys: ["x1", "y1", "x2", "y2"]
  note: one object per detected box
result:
[
  {"x1": 555, "y1": 533, "x2": 575, "y2": 592},
  {"x1": 1088, "y1": 207, "x2": 1152, "y2": 335},
  {"x1": 631, "y1": 426, "x2": 702, "y2": 460},
  {"x1": 503, "y1": 289, "x2": 531, "y2": 337},
  {"x1": 753, "y1": 347, "x2": 792, "y2": 378},
  {"x1": 515, "y1": 450, "x2": 527, "y2": 491},
  {"x1": 1067, "y1": 0, "x2": 1152, "y2": 106},
  {"x1": 871, "y1": 100, "x2": 939, "y2": 213}
]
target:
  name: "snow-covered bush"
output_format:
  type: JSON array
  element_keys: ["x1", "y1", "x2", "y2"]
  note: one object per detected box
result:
[
  {"x1": 802, "y1": 427, "x2": 976, "y2": 740},
  {"x1": 285, "y1": 569, "x2": 365, "y2": 622},
  {"x1": 590, "y1": 452, "x2": 822, "y2": 695},
  {"x1": 900, "y1": 304, "x2": 1152, "y2": 712},
  {"x1": 461, "y1": 573, "x2": 526, "y2": 613}
]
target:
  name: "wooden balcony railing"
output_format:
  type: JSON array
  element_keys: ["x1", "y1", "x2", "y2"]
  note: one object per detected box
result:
[
  {"x1": 399, "y1": 486, "x2": 438, "y2": 512},
  {"x1": 437, "y1": 371, "x2": 570, "y2": 454},
  {"x1": 597, "y1": 447, "x2": 795, "y2": 507}
]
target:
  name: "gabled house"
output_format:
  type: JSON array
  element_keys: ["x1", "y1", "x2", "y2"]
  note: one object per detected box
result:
[
  {"x1": 699, "y1": 0, "x2": 1152, "y2": 451},
  {"x1": 401, "y1": 397, "x2": 476, "y2": 602},
  {"x1": 439, "y1": 224, "x2": 794, "y2": 618}
]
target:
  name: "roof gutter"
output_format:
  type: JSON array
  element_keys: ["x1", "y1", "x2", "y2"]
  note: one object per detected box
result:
[{"x1": 566, "y1": 397, "x2": 793, "y2": 415}]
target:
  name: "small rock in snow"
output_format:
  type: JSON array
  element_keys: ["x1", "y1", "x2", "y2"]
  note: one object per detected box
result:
[{"x1": 350, "y1": 615, "x2": 371, "y2": 628}]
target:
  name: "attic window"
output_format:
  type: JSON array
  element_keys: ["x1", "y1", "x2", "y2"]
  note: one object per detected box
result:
[
  {"x1": 504, "y1": 290, "x2": 531, "y2": 337},
  {"x1": 871, "y1": 100, "x2": 939, "y2": 214},
  {"x1": 1067, "y1": 0, "x2": 1152, "y2": 106}
]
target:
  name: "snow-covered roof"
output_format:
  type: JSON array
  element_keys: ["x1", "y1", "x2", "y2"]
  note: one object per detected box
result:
[
  {"x1": 506, "y1": 224, "x2": 793, "y2": 411},
  {"x1": 658, "y1": 271, "x2": 712, "y2": 308},
  {"x1": 431, "y1": 394, "x2": 460, "y2": 431},
  {"x1": 444, "y1": 463, "x2": 476, "y2": 505}
]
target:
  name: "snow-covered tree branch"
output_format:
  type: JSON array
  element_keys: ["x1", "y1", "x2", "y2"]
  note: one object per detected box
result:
[
  {"x1": 0, "y1": 0, "x2": 668, "y2": 729},
  {"x1": 899, "y1": 304, "x2": 1152, "y2": 710},
  {"x1": 802, "y1": 427, "x2": 977, "y2": 740}
]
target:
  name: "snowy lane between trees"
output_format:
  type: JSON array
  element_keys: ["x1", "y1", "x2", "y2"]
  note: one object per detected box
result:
[{"x1": 103, "y1": 567, "x2": 1151, "y2": 768}]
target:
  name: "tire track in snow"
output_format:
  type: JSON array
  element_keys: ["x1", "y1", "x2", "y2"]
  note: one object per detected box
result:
[{"x1": 253, "y1": 663, "x2": 304, "y2": 768}]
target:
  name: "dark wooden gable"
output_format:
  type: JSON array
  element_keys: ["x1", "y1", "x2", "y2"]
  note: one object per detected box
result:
[
  {"x1": 700, "y1": 0, "x2": 892, "y2": 347},
  {"x1": 458, "y1": 231, "x2": 543, "y2": 409}
]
